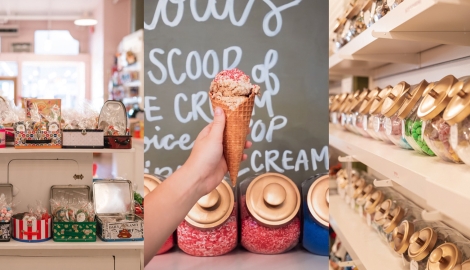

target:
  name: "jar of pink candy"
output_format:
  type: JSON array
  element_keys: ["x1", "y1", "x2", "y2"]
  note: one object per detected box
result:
[
  {"x1": 240, "y1": 173, "x2": 301, "y2": 254},
  {"x1": 418, "y1": 75, "x2": 463, "y2": 163}
]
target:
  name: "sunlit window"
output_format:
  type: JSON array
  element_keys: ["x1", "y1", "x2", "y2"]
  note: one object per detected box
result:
[{"x1": 34, "y1": 30, "x2": 79, "y2": 55}]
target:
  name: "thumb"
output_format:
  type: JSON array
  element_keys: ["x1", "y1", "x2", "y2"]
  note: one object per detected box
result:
[{"x1": 209, "y1": 107, "x2": 226, "y2": 141}]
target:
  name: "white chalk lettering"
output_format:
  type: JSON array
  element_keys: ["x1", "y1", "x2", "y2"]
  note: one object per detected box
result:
[
  {"x1": 312, "y1": 146, "x2": 329, "y2": 171},
  {"x1": 251, "y1": 150, "x2": 264, "y2": 172},
  {"x1": 295, "y1": 149, "x2": 309, "y2": 171},
  {"x1": 265, "y1": 150, "x2": 284, "y2": 173},
  {"x1": 174, "y1": 93, "x2": 192, "y2": 123},
  {"x1": 145, "y1": 96, "x2": 163, "y2": 122}
]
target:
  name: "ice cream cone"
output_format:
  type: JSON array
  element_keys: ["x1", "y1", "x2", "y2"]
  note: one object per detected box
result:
[{"x1": 210, "y1": 92, "x2": 255, "y2": 186}]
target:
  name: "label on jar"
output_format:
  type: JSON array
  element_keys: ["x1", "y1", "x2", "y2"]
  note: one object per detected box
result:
[
  {"x1": 366, "y1": 213, "x2": 372, "y2": 226},
  {"x1": 410, "y1": 260, "x2": 418, "y2": 270},
  {"x1": 401, "y1": 119, "x2": 406, "y2": 137},
  {"x1": 385, "y1": 118, "x2": 392, "y2": 135},
  {"x1": 450, "y1": 124, "x2": 458, "y2": 149},
  {"x1": 363, "y1": 116, "x2": 368, "y2": 130}
]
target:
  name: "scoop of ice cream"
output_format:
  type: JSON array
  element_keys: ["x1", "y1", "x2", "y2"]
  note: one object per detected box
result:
[{"x1": 209, "y1": 68, "x2": 260, "y2": 110}]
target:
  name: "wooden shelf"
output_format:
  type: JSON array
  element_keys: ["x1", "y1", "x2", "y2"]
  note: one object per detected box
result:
[
  {"x1": 0, "y1": 147, "x2": 135, "y2": 154},
  {"x1": 0, "y1": 237, "x2": 143, "y2": 250}
]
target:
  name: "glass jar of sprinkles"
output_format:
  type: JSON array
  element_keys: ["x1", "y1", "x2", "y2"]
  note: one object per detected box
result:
[
  {"x1": 382, "y1": 81, "x2": 413, "y2": 149},
  {"x1": 444, "y1": 77, "x2": 470, "y2": 167},
  {"x1": 302, "y1": 174, "x2": 329, "y2": 255},
  {"x1": 418, "y1": 75, "x2": 462, "y2": 163},
  {"x1": 177, "y1": 178, "x2": 237, "y2": 256},
  {"x1": 240, "y1": 173, "x2": 301, "y2": 255},
  {"x1": 370, "y1": 86, "x2": 394, "y2": 143}
]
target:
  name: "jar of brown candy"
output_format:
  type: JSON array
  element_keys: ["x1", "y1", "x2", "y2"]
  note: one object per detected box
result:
[
  {"x1": 443, "y1": 77, "x2": 470, "y2": 167},
  {"x1": 418, "y1": 75, "x2": 462, "y2": 163},
  {"x1": 370, "y1": 86, "x2": 394, "y2": 143},
  {"x1": 240, "y1": 173, "x2": 301, "y2": 254},
  {"x1": 382, "y1": 81, "x2": 413, "y2": 149},
  {"x1": 177, "y1": 178, "x2": 237, "y2": 256}
]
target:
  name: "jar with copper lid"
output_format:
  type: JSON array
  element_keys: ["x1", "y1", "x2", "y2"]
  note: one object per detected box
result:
[
  {"x1": 346, "y1": 177, "x2": 365, "y2": 208},
  {"x1": 371, "y1": 199, "x2": 404, "y2": 242},
  {"x1": 336, "y1": 169, "x2": 359, "y2": 200},
  {"x1": 374, "y1": 0, "x2": 390, "y2": 22},
  {"x1": 302, "y1": 174, "x2": 329, "y2": 255},
  {"x1": 330, "y1": 93, "x2": 348, "y2": 126},
  {"x1": 350, "y1": 90, "x2": 371, "y2": 136},
  {"x1": 341, "y1": 91, "x2": 362, "y2": 134},
  {"x1": 370, "y1": 86, "x2": 394, "y2": 143},
  {"x1": 354, "y1": 89, "x2": 380, "y2": 138},
  {"x1": 418, "y1": 75, "x2": 463, "y2": 163},
  {"x1": 240, "y1": 173, "x2": 301, "y2": 254},
  {"x1": 426, "y1": 243, "x2": 463, "y2": 270},
  {"x1": 362, "y1": 189, "x2": 384, "y2": 226},
  {"x1": 344, "y1": 2, "x2": 366, "y2": 43},
  {"x1": 382, "y1": 81, "x2": 413, "y2": 149},
  {"x1": 144, "y1": 174, "x2": 175, "y2": 255},
  {"x1": 455, "y1": 259, "x2": 470, "y2": 270},
  {"x1": 177, "y1": 178, "x2": 237, "y2": 256},
  {"x1": 390, "y1": 0, "x2": 404, "y2": 10},
  {"x1": 400, "y1": 80, "x2": 436, "y2": 156},
  {"x1": 361, "y1": 0, "x2": 376, "y2": 28},
  {"x1": 354, "y1": 183, "x2": 374, "y2": 215},
  {"x1": 332, "y1": 17, "x2": 348, "y2": 51},
  {"x1": 443, "y1": 77, "x2": 470, "y2": 166}
]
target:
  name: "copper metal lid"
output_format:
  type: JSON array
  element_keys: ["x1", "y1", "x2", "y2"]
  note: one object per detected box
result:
[
  {"x1": 339, "y1": 94, "x2": 353, "y2": 113},
  {"x1": 245, "y1": 173, "x2": 300, "y2": 227},
  {"x1": 374, "y1": 199, "x2": 393, "y2": 225},
  {"x1": 331, "y1": 93, "x2": 348, "y2": 112},
  {"x1": 443, "y1": 78, "x2": 470, "y2": 125},
  {"x1": 307, "y1": 175, "x2": 329, "y2": 227},
  {"x1": 346, "y1": 2, "x2": 362, "y2": 19},
  {"x1": 333, "y1": 17, "x2": 347, "y2": 33},
  {"x1": 392, "y1": 220, "x2": 415, "y2": 254},
  {"x1": 397, "y1": 80, "x2": 430, "y2": 119},
  {"x1": 381, "y1": 81, "x2": 411, "y2": 117},
  {"x1": 369, "y1": 86, "x2": 392, "y2": 114},
  {"x1": 351, "y1": 90, "x2": 370, "y2": 113},
  {"x1": 408, "y1": 227, "x2": 438, "y2": 261},
  {"x1": 144, "y1": 174, "x2": 163, "y2": 196},
  {"x1": 352, "y1": 179, "x2": 367, "y2": 199},
  {"x1": 186, "y1": 179, "x2": 234, "y2": 229},
  {"x1": 356, "y1": 184, "x2": 373, "y2": 206},
  {"x1": 359, "y1": 89, "x2": 380, "y2": 114},
  {"x1": 418, "y1": 75, "x2": 459, "y2": 120},
  {"x1": 383, "y1": 206, "x2": 404, "y2": 233},
  {"x1": 427, "y1": 243, "x2": 462, "y2": 270},
  {"x1": 362, "y1": 0, "x2": 374, "y2": 11},
  {"x1": 364, "y1": 190, "x2": 384, "y2": 214},
  {"x1": 455, "y1": 260, "x2": 470, "y2": 270}
]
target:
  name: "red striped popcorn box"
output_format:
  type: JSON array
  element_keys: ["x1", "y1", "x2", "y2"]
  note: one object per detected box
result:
[{"x1": 12, "y1": 214, "x2": 51, "y2": 242}]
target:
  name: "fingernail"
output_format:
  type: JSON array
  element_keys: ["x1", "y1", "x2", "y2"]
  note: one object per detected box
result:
[{"x1": 215, "y1": 107, "x2": 223, "y2": 116}]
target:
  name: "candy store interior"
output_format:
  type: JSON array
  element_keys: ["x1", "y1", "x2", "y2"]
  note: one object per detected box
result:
[
  {"x1": 0, "y1": 0, "x2": 145, "y2": 269},
  {"x1": 328, "y1": 0, "x2": 470, "y2": 269}
]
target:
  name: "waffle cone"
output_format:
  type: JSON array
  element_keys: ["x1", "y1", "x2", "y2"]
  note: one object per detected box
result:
[{"x1": 210, "y1": 92, "x2": 255, "y2": 186}]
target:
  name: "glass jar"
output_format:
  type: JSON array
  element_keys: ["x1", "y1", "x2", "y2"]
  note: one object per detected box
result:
[
  {"x1": 369, "y1": 86, "x2": 394, "y2": 143},
  {"x1": 361, "y1": 0, "x2": 375, "y2": 28},
  {"x1": 374, "y1": 0, "x2": 390, "y2": 22},
  {"x1": 418, "y1": 75, "x2": 462, "y2": 163},
  {"x1": 347, "y1": 177, "x2": 365, "y2": 208},
  {"x1": 144, "y1": 174, "x2": 175, "y2": 255},
  {"x1": 363, "y1": 189, "x2": 385, "y2": 225},
  {"x1": 355, "y1": 184, "x2": 374, "y2": 216},
  {"x1": 302, "y1": 174, "x2": 328, "y2": 256},
  {"x1": 426, "y1": 243, "x2": 462, "y2": 270},
  {"x1": 336, "y1": 169, "x2": 359, "y2": 200},
  {"x1": 390, "y1": 0, "x2": 404, "y2": 10},
  {"x1": 331, "y1": 93, "x2": 348, "y2": 126},
  {"x1": 399, "y1": 81, "x2": 436, "y2": 156},
  {"x1": 240, "y1": 173, "x2": 301, "y2": 254},
  {"x1": 382, "y1": 81, "x2": 413, "y2": 149},
  {"x1": 332, "y1": 17, "x2": 347, "y2": 51},
  {"x1": 344, "y1": 3, "x2": 362, "y2": 43},
  {"x1": 177, "y1": 178, "x2": 237, "y2": 256},
  {"x1": 350, "y1": 90, "x2": 371, "y2": 136},
  {"x1": 444, "y1": 77, "x2": 470, "y2": 166},
  {"x1": 355, "y1": 89, "x2": 380, "y2": 138}
]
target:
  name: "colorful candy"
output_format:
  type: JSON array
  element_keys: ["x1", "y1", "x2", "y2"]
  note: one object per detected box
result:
[
  {"x1": 423, "y1": 115, "x2": 461, "y2": 163},
  {"x1": 404, "y1": 119, "x2": 435, "y2": 156}
]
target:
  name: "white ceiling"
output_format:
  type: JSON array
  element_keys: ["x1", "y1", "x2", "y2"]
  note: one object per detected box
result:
[{"x1": 0, "y1": 0, "x2": 99, "y2": 17}]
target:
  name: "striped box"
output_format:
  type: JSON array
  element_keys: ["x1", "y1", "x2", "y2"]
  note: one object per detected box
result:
[{"x1": 12, "y1": 215, "x2": 51, "y2": 242}]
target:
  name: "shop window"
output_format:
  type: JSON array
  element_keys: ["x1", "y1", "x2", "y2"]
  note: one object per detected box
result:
[
  {"x1": 0, "y1": 62, "x2": 18, "y2": 103},
  {"x1": 34, "y1": 30, "x2": 79, "y2": 55},
  {"x1": 22, "y1": 61, "x2": 85, "y2": 109}
]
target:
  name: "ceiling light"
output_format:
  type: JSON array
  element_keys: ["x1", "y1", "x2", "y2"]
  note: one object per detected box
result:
[{"x1": 74, "y1": 13, "x2": 97, "y2": 26}]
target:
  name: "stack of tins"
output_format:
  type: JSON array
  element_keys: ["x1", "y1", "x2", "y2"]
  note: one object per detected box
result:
[
  {"x1": 177, "y1": 178, "x2": 237, "y2": 256},
  {"x1": 144, "y1": 174, "x2": 174, "y2": 255},
  {"x1": 302, "y1": 174, "x2": 329, "y2": 255},
  {"x1": 240, "y1": 173, "x2": 301, "y2": 254}
]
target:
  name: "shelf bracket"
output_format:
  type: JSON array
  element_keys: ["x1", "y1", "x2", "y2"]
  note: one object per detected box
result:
[
  {"x1": 340, "y1": 53, "x2": 421, "y2": 65},
  {"x1": 337, "y1": 261, "x2": 357, "y2": 267},
  {"x1": 373, "y1": 179, "x2": 395, "y2": 187},
  {"x1": 338, "y1": 155, "x2": 358, "y2": 162},
  {"x1": 421, "y1": 210, "x2": 443, "y2": 221},
  {"x1": 372, "y1": 30, "x2": 470, "y2": 47}
]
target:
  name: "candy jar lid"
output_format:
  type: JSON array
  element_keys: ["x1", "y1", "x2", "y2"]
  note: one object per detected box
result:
[
  {"x1": 443, "y1": 78, "x2": 470, "y2": 125},
  {"x1": 358, "y1": 88, "x2": 380, "y2": 114},
  {"x1": 245, "y1": 173, "x2": 300, "y2": 227},
  {"x1": 346, "y1": 2, "x2": 362, "y2": 19},
  {"x1": 185, "y1": 179, "x2": 234, "y2": 229},
  {"x1": 339, "y1": 94, "x2": 353, "y2": 113},
  {"x1": 364, "y1": 190, "x2": 384, "y2": 214},
  {"x1": 351, "y1": 90, "x2": 370, "y2": 113},
  {"x1": 369, "y1": 86, "x2": 392, "y2": 114},
  {"x1": 356, "y1": 184, "x2": 374, "y2": 205},
  {"x1": 333, "y1": 17, "x2": 347, "y2": 33},
  {"x1": 418, "y1": 75, "x2": 459, "y2": 120},
  {"x1": 331, "y1": 93, "x2": 348, "y2": 112},
  {"x1": 383, "y1": 205, "x2": 404, "y2": 233},
  {"x1": 362, "y1": 0, "x2": 374, "y2": 11},
  {"x1": 427, "y1": 243, "x2": 462, "y2": 270},
  {"x1": 455, "y1": 260, "x2": 470, "y2": 270},
  {"x1": 381, "y1": 81, "x2": 411, "y2": 117},
  {"x1": 374, "y1": 199, "x2": 393, "y2": 225},
  {"x1": 397, "y1": 80, "x2": 430, "y2": 119},
  {"x1": 144, "y1": 174, "x2": 165, "y2": 196},
  {"x1": 307, "y1": 175, "x2": 329, "y2": 227},
  {"x1": 352, "y1": 179, "x2": 368, "y2": 199},
  {"x1": 392, "y1": 220, "x2": 415, "y2": 254},
  {"x1": 408, "y1": 227, "x2": 438, "y2": 261}
]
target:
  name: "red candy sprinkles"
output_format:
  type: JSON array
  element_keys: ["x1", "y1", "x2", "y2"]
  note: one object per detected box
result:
[
  {"x1": 240, "y1": 195, "x2": 300, "y2": 254},
  {"x1": 157, "y1": 233, "x2": 174, "y2": 255},
  {"x1": 213, "y1": 68, "x2": 250, "y2": 83},
  {"x1": 177, "y1": 206, "x2": 237, "y2": 257}
]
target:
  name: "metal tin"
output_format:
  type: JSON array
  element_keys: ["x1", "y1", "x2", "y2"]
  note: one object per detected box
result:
[
  {"x1": 364, "y1": 190, "x2": 384, "y2": 214},
  {"x1": 398, "y1": 80, "x2": 430, "y2": 119},
  {"x1": 443, "y1": 77, "x2": 470, "y2": 125},
  {"x1": 307, "y1": 175, "x2": 328, "y2": 227},
  {"x1": 381, "y1": 81, "x2": 411, "y2": 117},
  {"x1": 245, "y1": 173, "x2": 300, "y2": 227},
  {"x1": 369, "y1": 86, "x2": 392, "y2": 114},
  {"x1": 418, "y1": 75, "x2": 459, "y2": 120},
  {"x1": 50, "y1": 185, "x2": 90, "y2": 203},
  {"x1": 62, "y1": 129, "x2": 104, "y2": 149},
  {"x1": 392, "y1": 220, "x2": 415, "y2": 254},
  {"x1": 427, "y1": 243, "x2": 462, "y2": 270},
  {"x1": 98, "y1": 100, "x2": 128, "y2": 136},
  {"x1": 408, "y1": 227, "x2": 438, "y2": 261},
  {"x1": 0, "y1": 183, "x2": 13, "y2": 242}
]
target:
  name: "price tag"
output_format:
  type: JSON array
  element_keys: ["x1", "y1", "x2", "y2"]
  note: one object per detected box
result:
[
  {"x1": 450, "y1": 125, "x2": 458, "y2": 149},
  {"x1": 366, "y1": 213, "x2": 372, "y2": 226},
  {"x1": 410, "y1": 260, "x2": 419, "y2": 270}
]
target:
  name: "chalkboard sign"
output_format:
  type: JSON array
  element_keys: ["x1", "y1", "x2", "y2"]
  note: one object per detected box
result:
[{"x1": 144, "y1": 0, "x2": 328, "y2": 186}]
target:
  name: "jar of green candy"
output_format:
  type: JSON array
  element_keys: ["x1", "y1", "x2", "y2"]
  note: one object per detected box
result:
[{"x1": 398, "y1": 80, "x2": 436, "y2": 156}]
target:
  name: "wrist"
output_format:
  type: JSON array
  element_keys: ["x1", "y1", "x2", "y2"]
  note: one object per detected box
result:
[{"x1": 178, "y1": 163, "x2": 205, "y2": 200}]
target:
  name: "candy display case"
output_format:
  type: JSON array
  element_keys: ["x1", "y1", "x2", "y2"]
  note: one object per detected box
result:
[
  {"x1": 418, "y1": 75, "x2": 462, "y2": 163},
  {"x1": 240, "y1": 173, "x2": 301, "y2": 255},
  {"x1": 177, "y1": 178, "x2": 237, "y2": 257},
  {"x1": 382, "y1": 81, "x2": 413, "y2": 149},
  {"x1": 301, "y1": 174, "x2": 328, "y2": 255}
]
